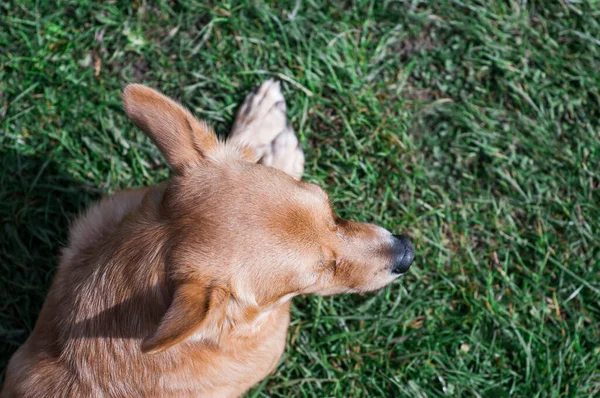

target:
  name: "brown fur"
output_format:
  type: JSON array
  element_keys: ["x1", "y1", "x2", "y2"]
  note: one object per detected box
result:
[{"x1": 2, "y1": 84, "x2": 404, "y2": 397}]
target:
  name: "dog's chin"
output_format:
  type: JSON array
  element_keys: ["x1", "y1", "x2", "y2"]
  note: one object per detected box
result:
[
  {"x1": 310, "y1": 277, "x2": 399, "y2": 296},
  {"x1": 354, "y1": 274, "x2": 403, "y2": 294}
]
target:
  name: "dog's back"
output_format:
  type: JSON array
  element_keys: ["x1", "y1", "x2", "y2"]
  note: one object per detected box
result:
[
  {"x1": 4, "y1": 185, "x2": 289, "y2": 397},
  {"x1": 3, "y1": 187, "x2": 167, "y2": 396}
]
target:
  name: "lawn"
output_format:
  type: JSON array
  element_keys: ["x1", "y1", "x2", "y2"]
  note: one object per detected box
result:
[{"x1": 1, "y1": 0, "x2": 599, "y2": 396}]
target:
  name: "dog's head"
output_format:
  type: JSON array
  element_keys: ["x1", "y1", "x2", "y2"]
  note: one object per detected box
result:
[{"x1": 123, "y1": 84, "x2": 413, "y2": 354}]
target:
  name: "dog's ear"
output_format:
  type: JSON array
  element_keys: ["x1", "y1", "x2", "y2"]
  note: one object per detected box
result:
[
  {"x1": 123, "y1": 84, "x2": 219, "y2": 174},
  {"x1": 141, "y1": 282, "x2": 229, "y2": 354}
]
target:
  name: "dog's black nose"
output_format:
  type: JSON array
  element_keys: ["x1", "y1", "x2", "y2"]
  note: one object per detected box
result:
[{"x1": 391, "y1": 235, "x2": 414, "y2": 274}]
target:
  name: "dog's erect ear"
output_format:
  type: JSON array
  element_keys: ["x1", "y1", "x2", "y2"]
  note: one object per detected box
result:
[
  {"x1": 123, "y1": 84, "x2": 218, "y2": 173},
  {"x1": 141, "y1": 282, "x2": 229, "y2": 354}
]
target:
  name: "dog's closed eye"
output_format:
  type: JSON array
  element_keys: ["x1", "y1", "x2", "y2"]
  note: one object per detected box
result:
[{"x1": 318, "y1": 246, "x2": 337, "y2": 271}]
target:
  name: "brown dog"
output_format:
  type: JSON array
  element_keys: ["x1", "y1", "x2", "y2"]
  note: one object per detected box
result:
[{"x1": 2, "y1": 80, "x2": 414, "y2": 397}]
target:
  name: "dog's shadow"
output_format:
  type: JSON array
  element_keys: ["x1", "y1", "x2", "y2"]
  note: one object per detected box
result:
[
  {"x1": 0, "y1": 153, "x2": 99, "y2": 372},
  {"x1": 71, "y1": 287, "x2": 166, "y2": 340}
]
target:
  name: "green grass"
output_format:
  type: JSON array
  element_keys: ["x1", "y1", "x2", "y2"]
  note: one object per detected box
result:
[{"x1": 1, "y1": 0, "x2": 600, "y2": 396}]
